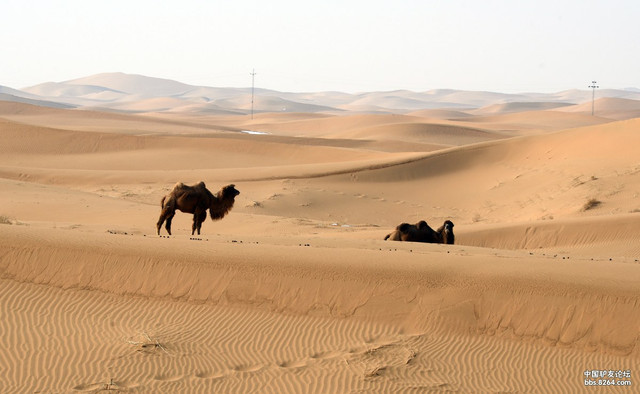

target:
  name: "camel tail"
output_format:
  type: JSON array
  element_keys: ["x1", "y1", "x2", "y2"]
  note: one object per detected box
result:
[
  {"x1": 384, "y1": 233, "x2": 391, "y2": 240},
  {"x1": 160, "y1": 195, "x2": 167, "y2": 209}
]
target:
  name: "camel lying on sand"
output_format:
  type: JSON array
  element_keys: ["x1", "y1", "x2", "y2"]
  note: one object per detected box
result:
[
  {"x1": 384, "y1": 220, "x2": 455, "y2": 244},
  {"x1": 157, "y1": 182, "x2": 240, "y2": 235}
]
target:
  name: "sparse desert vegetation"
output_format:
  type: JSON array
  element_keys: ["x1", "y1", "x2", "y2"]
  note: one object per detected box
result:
[{"x1": 582, "y1": 198, "x2": 602, "y2": 211}]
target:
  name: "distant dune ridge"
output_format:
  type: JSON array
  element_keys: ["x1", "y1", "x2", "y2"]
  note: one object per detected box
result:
[
  {"x1": 1, "y1": 73, "x2": 639, "y2": 392},
  {"x1": 0, "y1": 71, "x2": 637, "y2": 114}
]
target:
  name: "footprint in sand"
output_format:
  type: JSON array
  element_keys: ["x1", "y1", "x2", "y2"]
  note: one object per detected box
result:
[
  {"x1": 153, "y1": 373, "x2": 183, "y2": 382},
  {"x1": 73, "y1": 379, "x2": 139, "y2": 392},
  {"x1": 277, "y1": 359, "x2": 308, "y2": 369},
  {"x1": 195, "y1": 370, "x2": 227, "y2": 380},
  {"x1": 72, "y1": 382, "x2": 105, "y2": 392},
  {"x1": 310, "y1": 350, "x2": 343, "y2": 360},
  {"x1": 231, "y1": 363, "x2": 264, "y2": 373}
]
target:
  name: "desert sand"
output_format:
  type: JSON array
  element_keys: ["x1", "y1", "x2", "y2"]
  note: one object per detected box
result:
[{"x1": 1, "y1": 94, "x2": 639, "y2": 392}]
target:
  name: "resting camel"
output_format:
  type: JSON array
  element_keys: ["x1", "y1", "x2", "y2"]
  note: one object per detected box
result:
[
  {"x1": 436, "y1": 220, "x2": 455, "y2": 244},
  {"x1": 156, "y1": 182, "x2": 240, "y2": 235},
  {"x1": 384, "y1": 219, "x2": 455, "y2": 244}
]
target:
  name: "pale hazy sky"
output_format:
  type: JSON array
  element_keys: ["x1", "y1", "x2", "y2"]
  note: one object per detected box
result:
[{"x1": 1, "y1": 0, "x2": 638, "y2": 93}]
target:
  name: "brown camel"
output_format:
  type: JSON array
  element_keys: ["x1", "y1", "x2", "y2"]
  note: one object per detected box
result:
[
  {"x1": 436, "y1": 220, "x2": 455, "y2": 244},
  {"x1": 156, "y1": 182, "x2": 240, "y2": 235},
  {"x1": 384, "y1": 219, "x2": 455, "y2": 244}
]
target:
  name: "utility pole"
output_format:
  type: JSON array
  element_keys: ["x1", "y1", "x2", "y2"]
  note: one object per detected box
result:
[
  {"x1": 250, "y1": 69, "x2": 256, "y2": 119},
  {"x1": 589, "y1": 81, "x2": 599, "y2": 116}
]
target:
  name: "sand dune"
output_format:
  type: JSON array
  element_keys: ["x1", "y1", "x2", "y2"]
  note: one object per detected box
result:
[
  {"x1": 471, "y1": 101, "x2": 573, "y2": 115},
  {"x1": 15, "y1": 72, "x2": 640, "y2": 116},
  {"x1": 214, "y1": 95, "x2": 341, "y2": 113},
  {"x1": 0, "y1": 92, "x2": 74, "y2": 109},
  {"x1": 555, "y1": 97, "x2": 640, "y2": 120},
  {"x1": 341, "y1": 122, "x2": 504, "y2": 146},
  {"x1": 1, "y1": 224, "x2": 638, "y2": 392},
  {"x1": 61, "y1": 72, "x2": 194, "y2": 97},
  {"x1": 316, "y1": 118, "x2": 640, "y2": 227},
  {"x1": 1, "y1": 97, "x2": 639, "y2": 392},
  {"x1": 454, "y1": 110, "x2": 610, "y2": 134},
  {"x1": 406, "y1": 108, "x2": 474, "y2": 119}
]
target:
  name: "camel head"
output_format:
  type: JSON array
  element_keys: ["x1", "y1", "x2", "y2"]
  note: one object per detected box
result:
[
  {"x1": 441, "y1": 220, "x2": 455, "y2": 244},
  {"x1": 208, "y1": 184, "x2": 241, "y2": 221},
  {"x1": 221, "y1": 184, "x2": 240, "y2": 199}
]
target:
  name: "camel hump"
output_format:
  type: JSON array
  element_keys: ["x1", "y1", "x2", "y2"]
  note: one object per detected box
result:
[
  {"x1": 196, "y1": 181, "x2": 206, "y2": 189},
  {"x1": 397, "y1": 223, "x2": 411, "y2": 232}
]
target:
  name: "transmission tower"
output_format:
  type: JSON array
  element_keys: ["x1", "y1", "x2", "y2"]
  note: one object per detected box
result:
[
  {"x1": 250, "y1": 69, "x2": 256, "y2": 119},
  {"x1": 588, "y1": 81, "x2": 599, "y2": 116}
]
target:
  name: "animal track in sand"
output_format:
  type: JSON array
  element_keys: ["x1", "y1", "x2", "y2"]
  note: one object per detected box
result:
[
  {"x1": 73, "y1": 378, "x2": 139, "y2": 392},
  {"x1": 194, "y1": 370, "x2": 227, "y2": 380},
  {"x1": 153, "y1": 373, "x2": 183, "y2": 382},
  {"x1": 309, "y1": 350, "x2": 343, "y2": 360},
  {"x1": 72, "y1": 382, "x2": 105, "y2": 392},
  {"x1": 231, "y1": 363, "x2": 265, "y2": 373},
  {"x1": 107, "y1": 229, "x2": 133, "y2": 235},
  {"x1": 277, "y1": 359, "x2": 308, "y2": 369},
  {"x1": 343, "y1": 340, "x2": 422, "y2": 383}
]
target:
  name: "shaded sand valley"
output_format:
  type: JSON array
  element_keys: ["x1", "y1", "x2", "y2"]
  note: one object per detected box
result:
[{"x1": 1, "y1": 99, "x2": 639, "y2": 392}]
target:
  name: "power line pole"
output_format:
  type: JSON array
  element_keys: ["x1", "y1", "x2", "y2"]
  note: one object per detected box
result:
[
  {"x1": 588, "y1": 81, "x2": 599, "y2": 116},
  {"x1": 250, "y1": 69, "x2": 256, "y2": 119}
]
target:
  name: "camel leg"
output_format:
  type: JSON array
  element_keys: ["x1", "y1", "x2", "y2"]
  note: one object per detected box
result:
[
  {"x1": 199, "y1": 211, "x2": 207, "y2": 233},
  {"x1": 191, "y1": 208, "x2": 207, "y2": 235},
  {"x1": 164, "y1": 211, "x2": 175, "y2": 235},
  {"x1": 156, "y1": 216, "x2": 164, "y2": 235},
  {"x1": 156, "y1": 210, "x2": 170, "y2": 235},
  {"x1": 157, "y1": 198, "x2": 175, "y2": 235},
  {"x1": 191, "y1": 213, "x2": 199, "y2": 235},
  {"x1": 196, "y1": 211, "x2": 206, "y2": 235}
]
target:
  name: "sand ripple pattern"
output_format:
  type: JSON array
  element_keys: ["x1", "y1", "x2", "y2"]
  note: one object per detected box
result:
[{"x1": 2, "y1": 277, "x2": 638, "y2": 393}]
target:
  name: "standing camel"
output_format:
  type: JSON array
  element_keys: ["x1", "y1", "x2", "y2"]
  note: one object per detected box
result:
[{"x1": 157, "y1": 182, "x2": 240, "y2": 235}]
